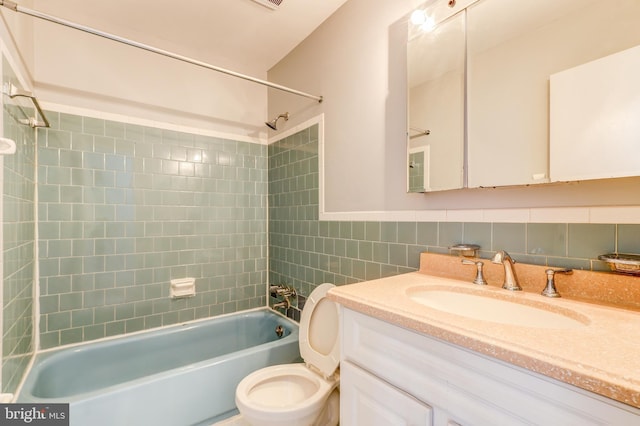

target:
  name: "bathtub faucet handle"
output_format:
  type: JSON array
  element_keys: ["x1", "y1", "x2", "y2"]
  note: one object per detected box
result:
[{"x1": 270, "y1": 284, "x2": 296, "y2": 298}]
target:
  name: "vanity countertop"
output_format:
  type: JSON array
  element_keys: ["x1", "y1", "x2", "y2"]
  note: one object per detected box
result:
[{"x1": 327, "y1": 256, "x2": 640, "y2": 409}]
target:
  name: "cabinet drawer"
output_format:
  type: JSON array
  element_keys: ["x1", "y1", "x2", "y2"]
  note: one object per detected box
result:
[{"x1": 341, "y1": 360, "x2": 433, "y2": 426}]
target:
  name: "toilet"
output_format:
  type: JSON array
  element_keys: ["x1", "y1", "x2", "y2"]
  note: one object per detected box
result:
[{"x1": 235, "y1": 283, "x2": 340, "y2": 426}]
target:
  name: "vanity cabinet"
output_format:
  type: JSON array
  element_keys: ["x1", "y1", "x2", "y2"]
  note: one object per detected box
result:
[{"x1": 340, "y1": 307, "x2": 640, "y2": 425}]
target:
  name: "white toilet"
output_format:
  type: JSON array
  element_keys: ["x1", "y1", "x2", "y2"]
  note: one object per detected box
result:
[{"x1": 235, "y1": 283, "x2": 340, "y2": 426}]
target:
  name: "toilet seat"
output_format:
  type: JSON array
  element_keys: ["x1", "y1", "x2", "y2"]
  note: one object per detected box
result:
[
  {"x1": 235, "y1": 283, "x2": 340, "y2": 426},
  {"x1": 298, "y1": 283, "x2": 340, "y2": 378},
  {"x1": 235, "y1": 364, "x2": 335, "y2": 413}
]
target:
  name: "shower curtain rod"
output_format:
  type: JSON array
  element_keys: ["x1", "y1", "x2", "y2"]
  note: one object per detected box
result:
[{"x1": 0, "y1": 0, "x2": 324, "y2": 103}]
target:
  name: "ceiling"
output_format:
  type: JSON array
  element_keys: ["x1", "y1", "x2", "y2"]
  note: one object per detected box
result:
[{"x1": 32, "y1": 0, "x2": 349, "y2": 75}]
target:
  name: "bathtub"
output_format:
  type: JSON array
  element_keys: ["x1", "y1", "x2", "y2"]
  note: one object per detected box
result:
[{"x1": 17, "y1": 308, "x2": 300, "y2": 426}]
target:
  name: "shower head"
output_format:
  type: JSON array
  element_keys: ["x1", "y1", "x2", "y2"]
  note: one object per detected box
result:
[{"x1": 265, "y1": 112, "x2": 289, "y2": 130}]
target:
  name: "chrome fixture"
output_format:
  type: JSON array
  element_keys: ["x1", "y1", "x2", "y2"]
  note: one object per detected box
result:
[
  {"x1": 272, "y1": 299, "x2": 290, "y2": 310},
  {"x1": 449, "y1": 243, "x2": 481, "y2": 257},
  {"x1": 462, "y1": 259, "x2": 487, "y2": 285},
  {"x1": 265, "y1": 112, "x2": 289, "y2": 130},
  {"x1": 541, "y1": 268, "x2": 572, "y2": 298},
  {"x1": 275, "y1": 325, "x2": 284, "y2": 338},
  {"x1": 270, "y1": 284, "x2": 296, "y2": 314},
  {"x1": 269, "y1": 284, "x2": 296, "y2": 298},
  {"x1": 0, "y1": 0, "x2": 323, "y2": 103},
  {"x1": 2, "y1": 82, "x2": 50, "y2": 128},
  {"x1": 409, "y1": 126, "x2": 430, "y2": 139},
  {"x1": 492, "y1": 250, "x2": 521, "y2": 291},
  {"x1": 250, "y1": 0, "x2": 283, "y2": 11}
]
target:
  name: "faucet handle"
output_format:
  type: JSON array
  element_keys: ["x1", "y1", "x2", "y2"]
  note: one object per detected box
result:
[
  {"x1": 541, "y1": 268, "x2": 573, "y2": 298},
  {"x1": 462, "y1": 259, "x2": 488, "y2": 285}
]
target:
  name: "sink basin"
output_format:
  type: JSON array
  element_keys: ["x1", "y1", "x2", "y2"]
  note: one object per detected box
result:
[{"x1": 408, "y1": 288, "x2": 589, "y2": 329}]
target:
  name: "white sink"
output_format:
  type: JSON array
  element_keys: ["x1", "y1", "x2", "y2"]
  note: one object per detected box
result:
[{"x1": 407, "y1": 288, "x2": 589, "y2": 329}]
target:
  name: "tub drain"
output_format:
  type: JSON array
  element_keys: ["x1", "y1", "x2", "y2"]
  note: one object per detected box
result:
[{"x1": 275, "y1": 325, "x2": 284, "y2": 338}]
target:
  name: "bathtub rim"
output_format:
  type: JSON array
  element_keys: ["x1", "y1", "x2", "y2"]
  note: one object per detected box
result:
[{"x1": 13, "y1": 307, "x2": 297, "y2": 402}]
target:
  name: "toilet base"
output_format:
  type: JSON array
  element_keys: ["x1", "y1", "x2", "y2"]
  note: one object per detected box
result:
[{"x1": 312, "y1": 388, "x2": 339, "y2": 426}]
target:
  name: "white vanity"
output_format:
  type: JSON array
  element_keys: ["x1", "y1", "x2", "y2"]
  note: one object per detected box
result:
[{"x1": 329, "y1": 255, "x2": 640, "y2": 425}]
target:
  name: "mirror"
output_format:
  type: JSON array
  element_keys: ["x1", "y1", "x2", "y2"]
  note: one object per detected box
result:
[
  {"x1": 407, "y1": 0, "x2": 640, "y2": 192},
  {"x1": 407, "y1": 9, "x2": 465, "y2": 193}
]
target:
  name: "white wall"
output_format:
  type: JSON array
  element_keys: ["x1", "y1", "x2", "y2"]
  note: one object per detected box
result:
[
  {"x1": 7, "y1": 0, "x2": 268, "y2": 142},
  {"x1": 268, "y1": 0, "x2": 640, "y2": 214}
]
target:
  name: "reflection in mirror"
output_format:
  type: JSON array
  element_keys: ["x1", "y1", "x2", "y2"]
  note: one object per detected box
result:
[
  {"x1": 466, "y1": 0, "x2": 640, "y2": 188},
  {"x1": 407, "y1": 10, "x2": 465, "y2": 193}
]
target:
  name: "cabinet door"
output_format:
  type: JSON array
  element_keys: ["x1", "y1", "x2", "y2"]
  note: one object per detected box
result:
[
  {"x1": 550, "y1": 44, "x2": 640, "y2": 182},
  {"x1": 341, "y1": 361, "x2": 433, "y2": 426}
]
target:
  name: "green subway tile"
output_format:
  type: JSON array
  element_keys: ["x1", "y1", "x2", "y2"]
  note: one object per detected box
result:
[
  {"x1": 95, "y1": 136, "x2": 116, "y2": 154},
  {"x1": 351, "y1": 222, "x2": 365, "y2": 240},
  {"x1": 417, "y1": 222, "x2": 437, "y2": 245},
  {"x1": 116, "y1": 303, "x2": 135, "y2": 320},
  {"x1": 40, "y1": 332, "x2": 60, "y2": 349},
  {"x1": 40, "y1": 295, "x2": 59, "y2": 314},
  {"x1": 492, "y1": 223, "x2": 526, "y2": 254},
  {"x1": 618, "y1": 224, "x2": 640, "y2": 253},
  {"x1": 84, "y1": 290, "x2": 105, "y2": 308},
  {"x1": 60, "y1": 186, "x2": 82, "y2": 202},
  {"x1": 47, "y1": 312, "x2": 71, "y2": 331},
  {"x1": 358, "y1": 241, "x2": 373, "y2": 261},
  {"x1": 365, "y1": 262, "x2": 381, "y2": 281},
  {"x1": 60, "y1": 150, "x2": 82, "y2": 167},
  {"x1": 351, "y1": 260, "x2": 366, "y2": 280},
  {"x1": 83, "y1": 117, "x2": 105, "y2": 136},
  {"x1": 94, "y1": 306, "x2": 115, "y2": 323},
  {"x1": 380, "y1": 222, "x2": 397, "y2": 242},
  {"x1": 105, "y1": 321, "x2": 126, "y2": 337},
  {"x1": 84, "y1": 152, "x2": 105, "y2": 170},
  {"x1": 397, "y1": 222, "x2": 417, "y2": 244},
  {"x1": 60, "y1": 293, "x2": 83, "y2": 311},
  {"x1": 72, "y1": 133, "x2": 94, "y2": 151},
  {"x1": 84, "y1": 324, "x2": 106, "y2": 341},
  {"x1": 59, "y1": 113, "x2": 83, "y2": 132},
  {"x1": 46, "y1": 129, "x2": 72, "y2": 149},
  {"x1": 38, "y1": 149, "x2": 59, "y2": 166},
  {"x1": 568, "y1": 224, "x2": 615, "y2": 259},
  {"x1": 105, "y1": 120, "x2": 126, "y2": 139},
  {"x1": 372, "y1": 242, "x2": 389, "y2": 264},
  {"x1": 60, "y1": 328, "x2": 83, "y2": 346},
  {"x1": 365, "y1": 222, "x2": 381, "y2": 241},
  {"x1": 439, "y1": 222, "x2": 463, "y2": 248},
  {"x1": 389, "y1": 243, "x2": 408, "y2": 267},
  {"x1": 527, "y1": 223, "x2": 567, "y2": 257},
  {"x1": 71, "y1": 309, "x2": 94, "y2": 327}
]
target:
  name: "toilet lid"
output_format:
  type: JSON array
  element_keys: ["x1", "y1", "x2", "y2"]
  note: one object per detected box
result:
[{"x1": 299, "y1": 283, "x2": 340, "y2": 378}]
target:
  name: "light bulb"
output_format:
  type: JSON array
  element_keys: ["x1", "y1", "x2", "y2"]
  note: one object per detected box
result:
[
  {"x1": 420, "y1": 16, "x2": 436, "y2": 32},
  {"x1": 410, "y1": 9, "x2": 427, "y2": 26}
]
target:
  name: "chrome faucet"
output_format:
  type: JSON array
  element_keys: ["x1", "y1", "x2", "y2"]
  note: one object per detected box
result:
[
  {"x1": 461, "y1": 259, "x2": 488, "y2": 285},
  {"x1": 492, "y1": 250, "x2": 521, "y2": 291},
  {"x1": 541, "y1": 268, "x2": 573, "y2": 298}
]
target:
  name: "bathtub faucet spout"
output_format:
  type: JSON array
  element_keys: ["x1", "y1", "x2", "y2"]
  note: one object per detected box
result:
[{"x1": 272, "y1": 299, "x2": 290, "y2": 310}]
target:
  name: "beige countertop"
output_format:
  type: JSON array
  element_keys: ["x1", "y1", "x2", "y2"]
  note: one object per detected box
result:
[{"x1": 328, "y1": 256, "x2": 640, "y2": 409}]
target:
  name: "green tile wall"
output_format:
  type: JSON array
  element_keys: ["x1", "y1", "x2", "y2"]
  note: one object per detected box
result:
[
  {"x1": 268, "y1": 124, "x2": 640, "y2": 297},
  {"x1": 37, "y1": 112, "x2": 267, "y2": 349},
  {"x1": 2, "y1": 58, "x2": 36, "y2": 393}
]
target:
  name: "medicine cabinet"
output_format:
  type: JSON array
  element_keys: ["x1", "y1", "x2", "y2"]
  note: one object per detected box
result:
[{"x1": 406, "y1": 0, "x2": 640, "y2": 192}]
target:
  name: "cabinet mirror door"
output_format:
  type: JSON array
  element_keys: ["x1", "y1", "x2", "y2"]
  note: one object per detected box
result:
[
  {"x1": 407, "y1": 10, "x2": 465, "y2": 193},
  {"x1": 466, "y1": 0, "x2": 640, "y2": 188}
]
